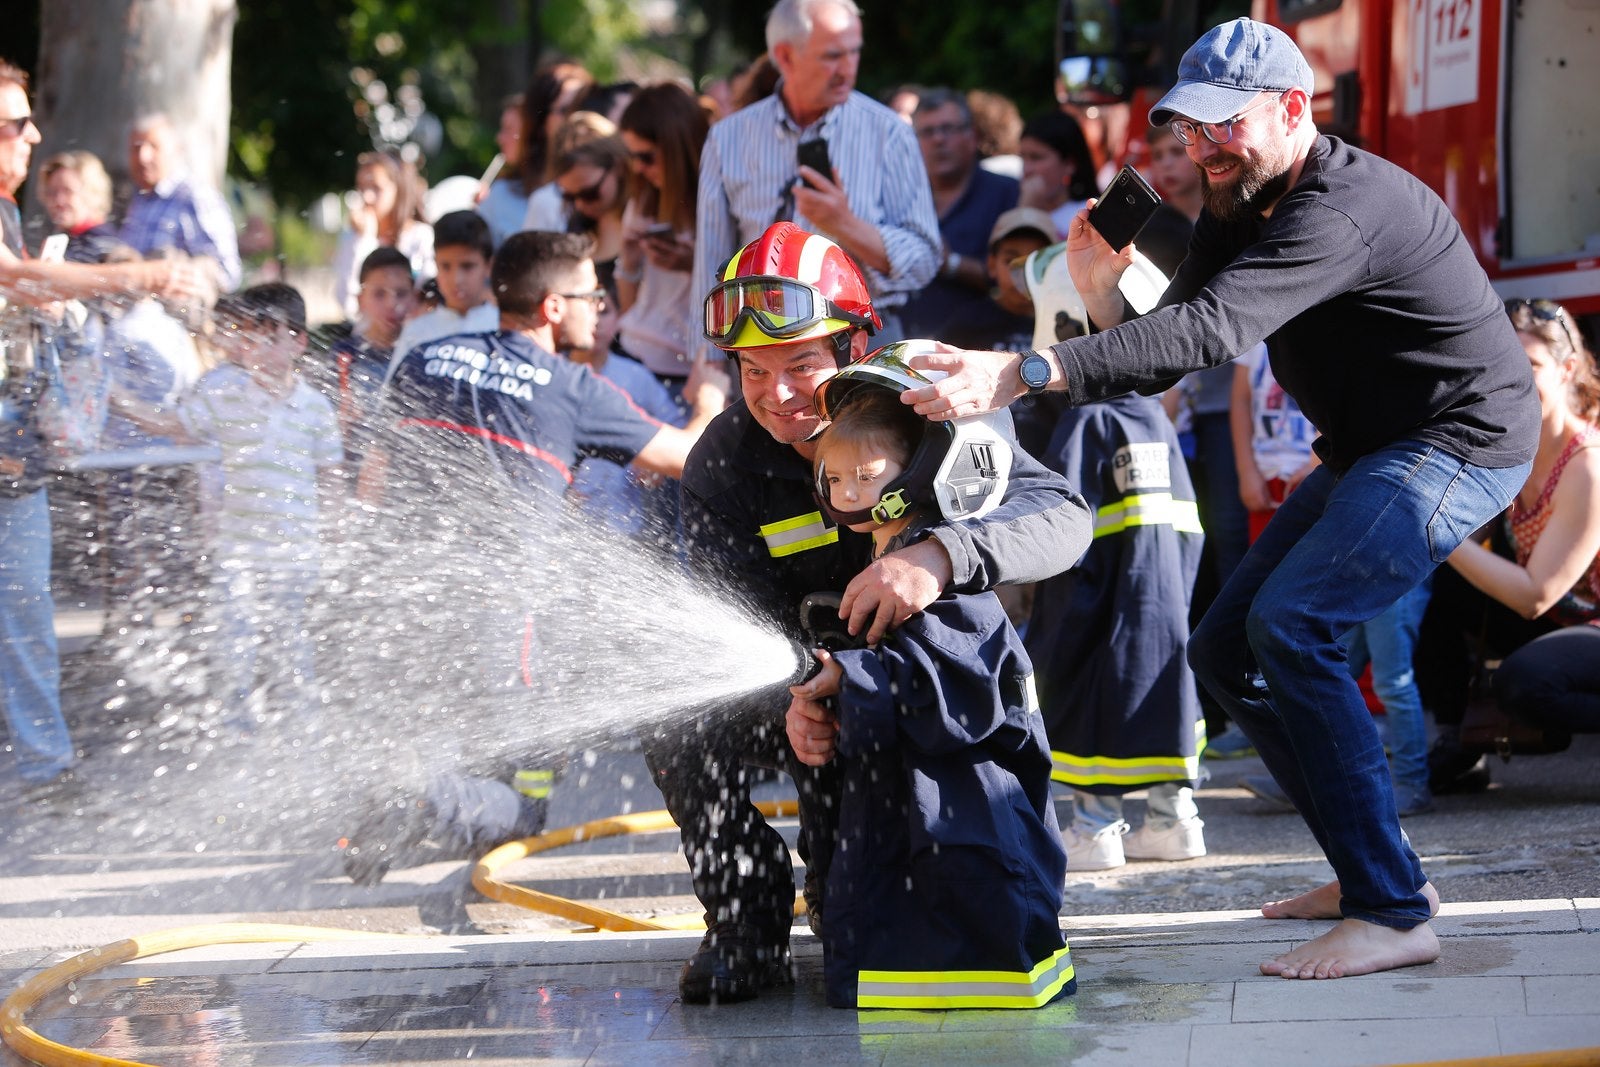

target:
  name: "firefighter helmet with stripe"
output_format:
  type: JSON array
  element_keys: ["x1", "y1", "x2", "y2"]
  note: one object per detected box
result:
[
  {"x1": 812, "y1": 341, "x2": 1012, "y2": 524},
  {"x1": 703, "y1": 222, "x2": 880, "y2": 356}
]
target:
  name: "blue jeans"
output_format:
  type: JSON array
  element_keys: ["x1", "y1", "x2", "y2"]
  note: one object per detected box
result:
[
  {"x1": 1189, "y1": 441, "x2": 1528, "y2": 928},
  {"x1": 0, "y1": 489, "x2": 74, "y2": 782},
  {"x1": 1346, "y1": 575, "x2": 1433, "y2": 795}
]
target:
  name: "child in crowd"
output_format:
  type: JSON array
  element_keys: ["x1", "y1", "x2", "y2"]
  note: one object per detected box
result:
[
  {"x1": 124, "y1": 284, "x2": 343, "y2": 730},
  {"x1": 1230, "y1": 344, "x2": 1317, "y2": 541},
  {"x1": 387, "y1": 210, "x2": 497, "y2": 377},
  {"x1": 325, "y1": 247, "x2": 413, "y2": 490},
  {"x1": 1026, "y1": 386, "x2": 1207, "y2": 871},
  {"x1": 787, "y1": 353, "x2": 1073, "y2": 1010}
]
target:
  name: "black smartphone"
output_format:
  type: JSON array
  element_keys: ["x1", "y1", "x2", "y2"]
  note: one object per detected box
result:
[
  {"x1": 1088, "y1": 165, "x2": 1163, "y2": 251},
  {"x1": 797, "y1": 138, "x2": 832, "y2": 186}
]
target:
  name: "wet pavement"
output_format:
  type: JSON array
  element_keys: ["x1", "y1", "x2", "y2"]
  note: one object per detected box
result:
[
  {"x1": 4, "y1": 900, "x2": 1600, "y2": 1065},
  {"x1": 5, "y1": 613, "x2": 1600, "y2": 1064}
]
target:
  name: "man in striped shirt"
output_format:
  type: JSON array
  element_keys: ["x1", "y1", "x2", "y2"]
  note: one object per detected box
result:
[
  {"x1": 692, "y1": 0, "x2": 940, "y2": 358},
  {"x1": 119, "y1": 114, "x2": 242, "y2": 292}
]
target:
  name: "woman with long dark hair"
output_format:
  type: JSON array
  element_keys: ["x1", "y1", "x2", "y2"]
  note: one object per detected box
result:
[
  {"x1": 520, "y1": 62, "x2": 596, "y2": 233},
  {"x1": 612, "y1": 83, "x2": 710, "y2": 396}
]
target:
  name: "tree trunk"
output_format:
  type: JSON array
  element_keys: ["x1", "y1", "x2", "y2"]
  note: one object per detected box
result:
[{"x1": 27, "y1": 0, "x2": 237, "y2": 224}]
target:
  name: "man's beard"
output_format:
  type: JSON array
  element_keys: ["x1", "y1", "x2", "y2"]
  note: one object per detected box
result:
[{"x1": 1201, "y1": 153, "x2": 1292, "y2": 222}]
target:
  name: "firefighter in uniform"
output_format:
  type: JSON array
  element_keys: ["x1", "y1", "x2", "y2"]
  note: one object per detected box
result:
[
  {"x1": 790, "y1": 352, "x2": 1075, "y2": 1009},
  {"x1": 1027, "y1": 393, "x2": 1207, "y2": 869},
  {"x1": 650, "y1": 221, "x2": 1092, "y2": 1003}
]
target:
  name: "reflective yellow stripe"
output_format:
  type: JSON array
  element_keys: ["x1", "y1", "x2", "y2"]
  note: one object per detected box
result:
[
  {"x1": 1092, "y1": 492, "x2": 1203, "y2": 539},
  {"x1": 513, "y1": 769, "x2": 555, "y2": 799},
  {"x1": 1050, "y1": 749, "x2": 1201, "y2": 787},
  {"x1": 857, "y1": 945, "x2": 1074, "y2": 1009},
  {"x1": 759, "y1": 511, "x2": 838, "y2": 558}
]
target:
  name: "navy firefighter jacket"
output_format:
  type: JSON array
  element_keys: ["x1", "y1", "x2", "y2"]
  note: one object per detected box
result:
[
  {"x1": 825, "y1": 587, "x2": 1074, "y2": 1010},
  {"x1": 1026, "y1": 394, "x2": 1205, "y2": 795},
  {"x1": 381, "y1": 328, "x2": 663, "y2": 511}
]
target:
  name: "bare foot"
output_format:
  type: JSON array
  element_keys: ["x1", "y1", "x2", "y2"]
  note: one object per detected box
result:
[
  {"x1": 1262, "y1": 880, "x2": 1440, "y2": 920},
  {"x1": 1261, "y1": 917, "x2": 1439, "y2": 979}
]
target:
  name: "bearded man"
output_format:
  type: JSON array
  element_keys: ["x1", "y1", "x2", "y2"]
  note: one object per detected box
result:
[{"x1": 896, "y1": 18, "x2": 1539, "y2": 982}]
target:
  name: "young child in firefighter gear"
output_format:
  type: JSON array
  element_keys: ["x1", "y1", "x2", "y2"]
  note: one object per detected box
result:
[
  {"x1": 787, "y1": 351, "x2": 1075, "y2": 1010},
  {"x1": 1025, "y1": 393, "x2": 1207, "y2": 871}
]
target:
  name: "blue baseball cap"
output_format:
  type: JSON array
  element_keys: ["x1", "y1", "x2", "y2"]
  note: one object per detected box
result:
[{"x1": 1148, "y1": 18, "x2": 1314, "y2": 127}]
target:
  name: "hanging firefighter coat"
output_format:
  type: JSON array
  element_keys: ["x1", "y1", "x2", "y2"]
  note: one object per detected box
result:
[
  {"x1": 1026, "y1": 394, "x2": 1205, "y2": 796},
  {"x1": 825, "y1": 587, "x2": 1074, "y2": 1010}
]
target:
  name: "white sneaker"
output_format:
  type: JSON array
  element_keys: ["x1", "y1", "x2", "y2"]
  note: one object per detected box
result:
[
  {"x1": 1123, "y1": 817, "x2": 1207, "y2": 862},
  {"x1": 1062, "y1": 819, "x2": 1129, "y2": 871}
]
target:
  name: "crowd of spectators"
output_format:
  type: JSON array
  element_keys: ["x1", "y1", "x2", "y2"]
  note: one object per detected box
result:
[{"x1": 1, "y1": 0, "x2": 1597, "y2": 990}]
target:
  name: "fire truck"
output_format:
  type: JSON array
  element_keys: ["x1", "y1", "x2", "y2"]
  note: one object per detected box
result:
[{"x1": 1057, "y1": 0, "x2": 1600, "y2": 323}]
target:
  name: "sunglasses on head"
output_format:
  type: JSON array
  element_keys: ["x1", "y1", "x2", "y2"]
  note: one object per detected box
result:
[{"x1": 1506, "y1": 298, "x2": 1578, "y2": 355}]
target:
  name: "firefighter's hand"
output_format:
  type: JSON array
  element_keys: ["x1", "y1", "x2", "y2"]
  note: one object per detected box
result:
[
  {"x1": 786, "y1": 667, "x2": 840, "y2": 767},
  {"x1": 839, "y1": 537, "x2": 951, "y2": 644}
]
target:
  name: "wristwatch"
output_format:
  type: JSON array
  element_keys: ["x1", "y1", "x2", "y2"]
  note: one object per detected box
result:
[{"x1": 1019, "y1": 351, "x2": 1053, "y2": 394}]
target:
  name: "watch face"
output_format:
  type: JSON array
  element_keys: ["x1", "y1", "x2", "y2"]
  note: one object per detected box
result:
[{"x1": 1020, "y1": 354, "x2": 1050, "y2": 390}]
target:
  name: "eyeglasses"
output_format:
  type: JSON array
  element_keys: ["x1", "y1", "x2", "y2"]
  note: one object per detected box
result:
[
  {"x1": 915, "y1": 121, "x2": 971, "y2": 142},
  {"x1": 1506, "y1": 298, "x2": 1578, "y2": 355},
  {"x1": 558, "y1": 288, "x2": 608, "y2": 311},
  {"x1": 0, "y1": 114, "x2": 37, "y2": 138},
  {"x1": 560, "y1": 173, "x2": 611, "y2": 205},
  {"x1": 628, "y1": 148, "x2": 657, "y2": 168},
  {"x1": 704, "y1": 275, "x2": 874, "y2": 345},
  {"x1": 1169, "y1": 91, "x2": 1285, "y2": 146}
]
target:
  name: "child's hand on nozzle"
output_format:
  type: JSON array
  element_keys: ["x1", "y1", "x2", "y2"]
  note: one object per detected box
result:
[
  {"x1": 787, "y1": 649, "x2": 841, "y2": 766},
  {"x1": 791, "y1": 646, "x2": 842, "y2": 699}
]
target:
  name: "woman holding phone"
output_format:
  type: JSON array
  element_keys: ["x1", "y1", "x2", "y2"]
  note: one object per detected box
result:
[{"x1": 613, "y1": 83, "x2": 711, "y2": 402}]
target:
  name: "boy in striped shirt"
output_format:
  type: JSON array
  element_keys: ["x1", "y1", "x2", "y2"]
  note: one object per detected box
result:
[{"x1": 127, "y1": 284, "x2": 343, "y2": 730}]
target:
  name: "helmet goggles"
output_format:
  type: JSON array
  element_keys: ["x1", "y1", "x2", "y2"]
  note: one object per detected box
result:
[{"x1": 704, "y1": 275, "x2": 876, "y2": 346}]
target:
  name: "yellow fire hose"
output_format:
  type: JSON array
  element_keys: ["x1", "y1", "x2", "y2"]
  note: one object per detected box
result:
[
  {"x1": 4, "y1": 799, "x2": 1592, "y2": 1067},
  {"x1": 1, "y1": 800, "x2": 802, "y2": 1066},
  {"x1": 470, "y1": 799, "x2": 802, "y2": 931},
  {"x1": 0, "y1": 924, "x2": 398, "y2": 1067}
]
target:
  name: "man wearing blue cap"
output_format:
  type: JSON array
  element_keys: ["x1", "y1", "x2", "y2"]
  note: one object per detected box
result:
[{"x1": 898, "y1": 18, "x2": 1540, "y2": 980}]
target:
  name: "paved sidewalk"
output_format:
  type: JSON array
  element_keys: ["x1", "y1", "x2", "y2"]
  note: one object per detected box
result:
[{"x1": 4, "y1": 899, "x2": 1598, "y2": 1066}]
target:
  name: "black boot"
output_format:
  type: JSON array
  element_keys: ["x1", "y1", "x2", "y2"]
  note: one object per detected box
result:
[{"x1": 679, "y1": 922, "x2": 792, "y2": 1004}]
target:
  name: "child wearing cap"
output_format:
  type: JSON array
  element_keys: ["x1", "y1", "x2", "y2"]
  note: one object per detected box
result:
[{"x1": 788, "y1": 354, "x2": 1073, "y2": 1010}]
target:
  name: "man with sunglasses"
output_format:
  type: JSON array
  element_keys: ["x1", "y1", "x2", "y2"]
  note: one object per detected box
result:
[
  {"x1": 902, "y1": 18, "x2": 1541, "y2": 981},
  {"x1": 645, "y1": 221, "x2": 1089, "y2": 1004}
]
